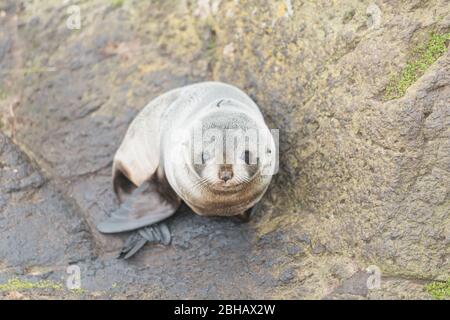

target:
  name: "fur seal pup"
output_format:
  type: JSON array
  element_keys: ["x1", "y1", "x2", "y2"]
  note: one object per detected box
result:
[{"x1": 97, "y1": 82, "x2": 277, "y2": 258}]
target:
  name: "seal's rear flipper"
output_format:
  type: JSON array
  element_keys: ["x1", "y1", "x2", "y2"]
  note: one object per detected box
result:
[
  {"x1": 119, "y1": 232, "x2": 147, "y2": 259},
  {"x1": 118, "y1": 223, "x2": 171, "y2": 259},
  {"x1": 97, "y1": 177, "x2": 179, "y2": 233}
]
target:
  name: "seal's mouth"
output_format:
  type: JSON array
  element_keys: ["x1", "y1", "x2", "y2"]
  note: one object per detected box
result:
[
  {"x1": 210, "y1": 180, "x2": 242, "y2": 191},
  {"x1": 185, "y1": 198, "x2": 254, "y2": 217}
]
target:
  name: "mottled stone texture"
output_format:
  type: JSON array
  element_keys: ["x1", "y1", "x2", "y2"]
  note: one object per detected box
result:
[
  {"x1": 203, "y1": 0, "x2": 450, "y2": 280},
  {"x1": 0, "y1": 0, "x2": 448, "y2": 299},
  {"x1": 0, "y1": 132, "x2": 92, "y2": 271}
]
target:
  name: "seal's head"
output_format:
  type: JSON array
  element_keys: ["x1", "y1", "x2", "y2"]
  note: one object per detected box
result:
[{"x1": 165, "y1": 100, "x2": 277, "y2": 216}]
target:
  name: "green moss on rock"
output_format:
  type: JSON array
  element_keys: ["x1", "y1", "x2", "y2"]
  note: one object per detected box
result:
[
  {"x1": 111, "y1": 0, "x2": 124, "y2": 8},
  {"x1": 0, "y1": 278, "x2": 62, "y2": 291},
  {"x1": 70, "y1": 288, "x2": 86, "y2": 294},
  {"x1": 425, "y1": 279, "x2": 450, "y2": 300},
  {"x1": 385, "y1": 32, "x2": 450, "y2": 100}
]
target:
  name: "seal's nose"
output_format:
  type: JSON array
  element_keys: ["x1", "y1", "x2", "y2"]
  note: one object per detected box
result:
[{"x1": 219, "y1": 166, "x2": 233, "y2": 182}]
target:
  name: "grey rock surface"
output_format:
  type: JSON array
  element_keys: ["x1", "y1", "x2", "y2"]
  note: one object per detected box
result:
[
  {"x1": 0, "y1": 0, "x2": 448, "y2": 299},
  {"x1": 0, "y1": 132, "x2": 92, "y2": 275}
]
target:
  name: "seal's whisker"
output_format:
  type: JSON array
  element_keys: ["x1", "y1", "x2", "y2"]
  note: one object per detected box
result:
[
  {"x1": 193, "y1": 177, "x2": 208, "y2": 189},
  {"x1": 234, "y1": 174, "x2": 250, "y2": 185}
]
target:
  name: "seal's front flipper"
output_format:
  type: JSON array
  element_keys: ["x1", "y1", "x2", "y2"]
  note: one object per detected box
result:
[
  {"x1": 236, "y1": 210, "x2": 252, "y2": 222},
  {"x1": 118, "y1": 223, "x2": 171, "y2": 259},
  {"x1": 236, "y1": 202, "x2": 262, "y2": 222},
  {"x1": 97, "y1": 177, "x2": 180, "y2": 234}
]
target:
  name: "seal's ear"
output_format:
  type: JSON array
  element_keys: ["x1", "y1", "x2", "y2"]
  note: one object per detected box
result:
[{"x1": 98, "y1": 174, "x2": 180, "y2": 234}]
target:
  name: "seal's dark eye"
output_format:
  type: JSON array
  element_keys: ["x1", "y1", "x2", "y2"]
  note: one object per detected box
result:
[
  {"x1": 242, "y1": 150, "x2": 251, "y2": 165},
  {"x1": 201, "y1": 151, "x2": 210, "y2": 164}
]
